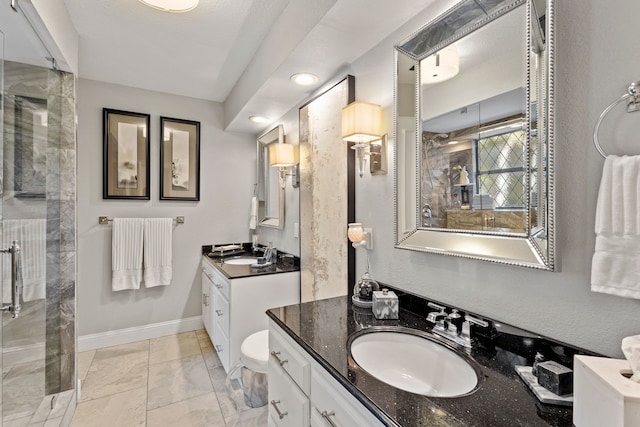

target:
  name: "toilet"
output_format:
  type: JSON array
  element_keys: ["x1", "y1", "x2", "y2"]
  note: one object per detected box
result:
[{"x1": 238, "y1": 329, "x2": 269, "y2": 408}]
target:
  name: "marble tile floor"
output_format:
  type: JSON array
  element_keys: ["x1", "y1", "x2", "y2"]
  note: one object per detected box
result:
[{"x1": 71, "y1": 330, "x2": 267, "y2": 427}]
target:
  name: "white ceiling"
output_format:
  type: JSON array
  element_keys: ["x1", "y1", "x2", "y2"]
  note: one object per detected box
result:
[{"x1": 60, "y1": 0, "x2": 437, "y2": 133}]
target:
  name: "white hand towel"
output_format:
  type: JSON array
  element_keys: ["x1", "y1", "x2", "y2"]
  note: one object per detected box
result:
[
  {"x1": 591, "y1": 155, "x2": 640, "y2": 299},
  {"x1": 143, "y1": 218, "x2": 173, "y2": 287},
  {"x1": 2, "y1": 219, "x2": 46, "y2": 303},
  {"x1": 112, "y1": 218, "x2": 144, "y2": 291},
  {"x1": 249, "y1": 196, "x2": 258, "y2": 230}
]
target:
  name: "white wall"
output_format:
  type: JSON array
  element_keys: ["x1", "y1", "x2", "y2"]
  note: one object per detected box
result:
[
  {"x1": 77, "y1": 79, "x2": 255, "y2": 336},
  {"x1": 346, "y1": 0, "x2": 640, "y2": 357},
  {"x1": 29, "y1": 0, "x2": 79, "y2": 73}
]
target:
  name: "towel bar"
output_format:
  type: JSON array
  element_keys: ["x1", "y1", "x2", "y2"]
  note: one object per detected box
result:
[
  {"x1": 593, "y1": 80, "x2": 640, "y2": 158},
  {"x1": 99, "y1": 216, "x2": 185, "y2": 225}
]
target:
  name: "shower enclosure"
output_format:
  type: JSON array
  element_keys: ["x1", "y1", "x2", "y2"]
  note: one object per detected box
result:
[{"x1": 0, "y1": 3, "x2": 77, "y2": 425}]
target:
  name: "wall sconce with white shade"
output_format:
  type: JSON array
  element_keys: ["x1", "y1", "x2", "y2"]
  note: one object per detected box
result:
[
  {"x1": 347, "y1": 222, "x2": 373, "y2": 250},
  {"x1": 270, "y1": 143, "x2": 299, "y2": 188},
  {"x1": 341, "y1": 101, "x2": 387, "y2": 178}
]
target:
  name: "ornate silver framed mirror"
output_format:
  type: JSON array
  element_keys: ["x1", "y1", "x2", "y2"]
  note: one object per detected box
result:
[
  {"x1": 394, "y1": 0, "x2": 555, "y2": 270},
  {"x1": 257, "y1": 124, "x2": 285, "y2": 229}
]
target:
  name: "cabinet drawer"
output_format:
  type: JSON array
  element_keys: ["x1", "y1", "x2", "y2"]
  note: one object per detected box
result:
[
  {"x1": 269, "y1": 326, "x2": 311, "y2": 394},
  {"x1": 214, "y1": 322, "x2": 230, "y2": 372},
  {"x1": 201, "y1": 258, "x2": 230, "y2": 299},
  {"x1": 214, "y1": 292, "x2": 229, "y2": 335},
  {"x1": 311, "y1": 365, "x2": 383, "y2": 427},
  {"x1": 268, "y1": 358, "x2": 310, "y2": 427},
  {"x1": 211, "y1": 269, "x2": 230, "y2": 299}
]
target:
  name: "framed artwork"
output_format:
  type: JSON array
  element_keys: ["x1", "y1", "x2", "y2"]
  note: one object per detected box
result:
[
  {"x1": 103, "y1": 108, "x2": 150, "y2": 199},
  {"x1": 160, "y1": 116, "x2": 200, "y2": 201}
]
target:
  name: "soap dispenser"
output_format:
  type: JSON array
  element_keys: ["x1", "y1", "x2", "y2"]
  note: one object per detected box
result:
[{"x1": 351, "y1": 254, "x2": 380, "y2": 307}]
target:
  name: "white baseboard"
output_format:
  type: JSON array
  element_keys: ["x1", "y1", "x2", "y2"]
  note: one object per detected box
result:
[{"x1": 78, "y1": 316, "x2": 204, "y2": 352}]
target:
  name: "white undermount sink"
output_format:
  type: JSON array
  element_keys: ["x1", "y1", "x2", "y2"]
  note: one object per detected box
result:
[
  {"x1": 349, "y1": 330, "x2": 479, "y2": 397},
  {"x1": 224, "y1": 257, "x2": 258, "y2": 265}
]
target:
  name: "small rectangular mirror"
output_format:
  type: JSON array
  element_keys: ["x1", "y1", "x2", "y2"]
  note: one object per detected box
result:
[{"x1": 257, "y1": 124, "x2": 285, "y2": 229}]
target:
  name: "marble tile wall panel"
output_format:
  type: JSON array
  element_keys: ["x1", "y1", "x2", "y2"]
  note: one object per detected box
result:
[{"x1": 299, "y1": 78, "x2": 352, "y2": 303}]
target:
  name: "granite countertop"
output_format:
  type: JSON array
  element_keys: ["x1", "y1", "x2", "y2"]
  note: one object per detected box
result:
[
  {"x1": 267, "y1": 294, "x2": 595, "y2": 427},
  {"x1": 202, "y1": 244, "x2": 299, "y2": 280}
]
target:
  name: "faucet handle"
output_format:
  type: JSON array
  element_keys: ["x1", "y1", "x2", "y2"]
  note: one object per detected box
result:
[
  {"x1": 465, "y1": 314, "x2": 488, "y2": 328},
  {"x1": 426, "y1": 302, "x2": 447, "y2": 323},
  {"x1": 427, "y1": 301, "x2": 446, "y2": 311}
]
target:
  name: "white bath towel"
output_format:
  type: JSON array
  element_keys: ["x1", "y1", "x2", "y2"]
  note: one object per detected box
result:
[
  {"x1": 112, "y1": 218, "x2": 144, "y2": 291},
  {"x1": 591, "y1": 155, "x2": 640, "y2": 299},
  {"x1": 249, "y1": 196, "x2": 258, "y2": 230},
  {"x1": 143, "y1": 218, "x2": 173, "y2": 287},
  {"x1": 2, "y1": 219, "x2": 46, "y2": 302}
]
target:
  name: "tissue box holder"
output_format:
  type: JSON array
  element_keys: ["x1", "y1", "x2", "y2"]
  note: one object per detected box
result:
[
  {"x1": 372, "y1": 289, "x2": 398, "y2": 319},
  {"x1": 574, "y1": 355, "x2": 640, "y2": 427}
]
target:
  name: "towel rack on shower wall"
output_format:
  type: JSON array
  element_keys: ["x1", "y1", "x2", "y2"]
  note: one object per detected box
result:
[
  {"x1": 593, "y1": 80, "x2": 640, "y2": 158},
  {"x1": 98, "y1": 216, "x2": 185, "y2": 225}
]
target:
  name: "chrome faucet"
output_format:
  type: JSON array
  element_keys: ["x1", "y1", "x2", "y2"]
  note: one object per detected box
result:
[{"x1": 426, "y1": 304, "x2": 488, "y2": 348}]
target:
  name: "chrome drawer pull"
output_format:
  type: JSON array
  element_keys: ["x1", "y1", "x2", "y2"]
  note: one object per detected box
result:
[
  {"x1": 321, "y1": 411, "x2": 338, "y2": 427},
  {"x1": 215, "y1": 284, "x2": 223, "y2": 289},
  {"x1": 270, "y1": 351, "x2": 288, "y2": 366},
  {"x1": 215, "y1": 310, "x2": 223, "y2": 316},
  {"x1": 203, "y1": 293, "x2": 209, "y2": 307},
  {"x1": 270, "y1": 400, "x2": 288, "y2": 419},
  {"x1": 215, "y1": 345, "x2": 223, "y2": 352}
]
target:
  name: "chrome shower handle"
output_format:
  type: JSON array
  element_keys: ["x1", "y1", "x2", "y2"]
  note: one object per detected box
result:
[{"x1": 1, "y1": 241, "x2": 22, "y2": 318}]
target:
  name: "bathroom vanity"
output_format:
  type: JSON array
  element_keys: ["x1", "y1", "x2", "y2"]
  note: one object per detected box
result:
[
  {"x1": 267, "y1": 292, "x2": 593, "y2": 426},
  {"x1": 201, "y1": 244, "x2": 300, "y2": 372}
]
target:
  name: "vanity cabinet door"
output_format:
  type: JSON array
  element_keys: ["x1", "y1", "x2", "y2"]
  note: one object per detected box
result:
[
  {"x1": 201, "y1": 271, "x2": 212, "y2": 336},
  {"x1": 200, "y1": 261, "x2": 217, "y2": 338},
  {"x1": 268, "y1": 356, "x2": 310, "y2": 427}
]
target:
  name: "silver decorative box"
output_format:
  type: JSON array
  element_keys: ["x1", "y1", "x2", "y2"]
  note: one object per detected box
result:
[{"x1": 372, "y1": 289, "x2": 399, "y2": 319}]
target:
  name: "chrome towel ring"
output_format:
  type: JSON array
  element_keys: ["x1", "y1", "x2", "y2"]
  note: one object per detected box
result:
[{"x1": 593, "y1": 80, "x2": 640, "y2": 158}]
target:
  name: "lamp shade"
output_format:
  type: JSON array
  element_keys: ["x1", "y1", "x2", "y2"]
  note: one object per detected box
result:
[
  {"x1": 421, "y1": 46, "x2": 459, "y2": 84},
  {"x1": 138, "y1": 0, "x2": 199, "y2": 12},
  {"x1": 341, "y1": 101, "x2": 382, "y2": 143},
  {"x1": 270, "y1": 143, "x2": 296, "y2": 167}
]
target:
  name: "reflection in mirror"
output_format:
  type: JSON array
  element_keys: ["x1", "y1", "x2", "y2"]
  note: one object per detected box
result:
[
  {"x1": 257, "y1": 124, "x2": 285, "y2": 228},
  {"x1": 394, "y1": 0, "x2": 555, "y2": 270},
  {"x1": 14, "y1": 96, "x2": 47, "y2": 198}
]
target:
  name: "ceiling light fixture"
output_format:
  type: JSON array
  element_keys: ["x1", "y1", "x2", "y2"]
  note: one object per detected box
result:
[
  {"x1": 421, "y1": 45, "x2": 459, "y2": 84},
  {"x1": 138, "y1": 0, "x2": 199, "y2": 13},
  {"x1": 290, "y1": 73, "x2": 319, "y2": 86},
  {"x1": 249, "y1": 115, "x2": 270, "y2": 124}
]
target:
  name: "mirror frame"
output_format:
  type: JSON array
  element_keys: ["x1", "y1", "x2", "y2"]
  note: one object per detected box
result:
[
  {"x1": 394, "y1": 0, "x2": 556, "y2": 270},
  {"x1": 257, "y1": 124, "x2": 285, "y2": 229}
]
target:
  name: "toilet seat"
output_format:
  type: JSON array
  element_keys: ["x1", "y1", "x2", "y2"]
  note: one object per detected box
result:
[{"x1": 240, "y1": 329, "x2": 269, "y2": 373}]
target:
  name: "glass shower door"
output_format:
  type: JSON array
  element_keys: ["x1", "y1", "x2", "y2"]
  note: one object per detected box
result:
[{"x1": 1, "y1": 3, "x2": 77, "y2": 424}]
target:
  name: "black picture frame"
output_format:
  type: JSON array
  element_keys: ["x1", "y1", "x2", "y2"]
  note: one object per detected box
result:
[
  {"x1": 159, "y1": 116, "x2": 200, "y2": 201},
  {"x1": 103, "y1": 108, "x2": 150, "y2": 200}
]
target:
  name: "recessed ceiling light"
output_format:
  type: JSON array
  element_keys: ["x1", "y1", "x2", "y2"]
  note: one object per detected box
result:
[
  {"x1": 249, "y1": 115, "x2": 270, "y2": 124},
  {"x1": 138, "y1": 0, "x2": 199, "y2": 13},
  {"x1": 290, "y1": 73, "x2": 319, "y2": 86}
]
